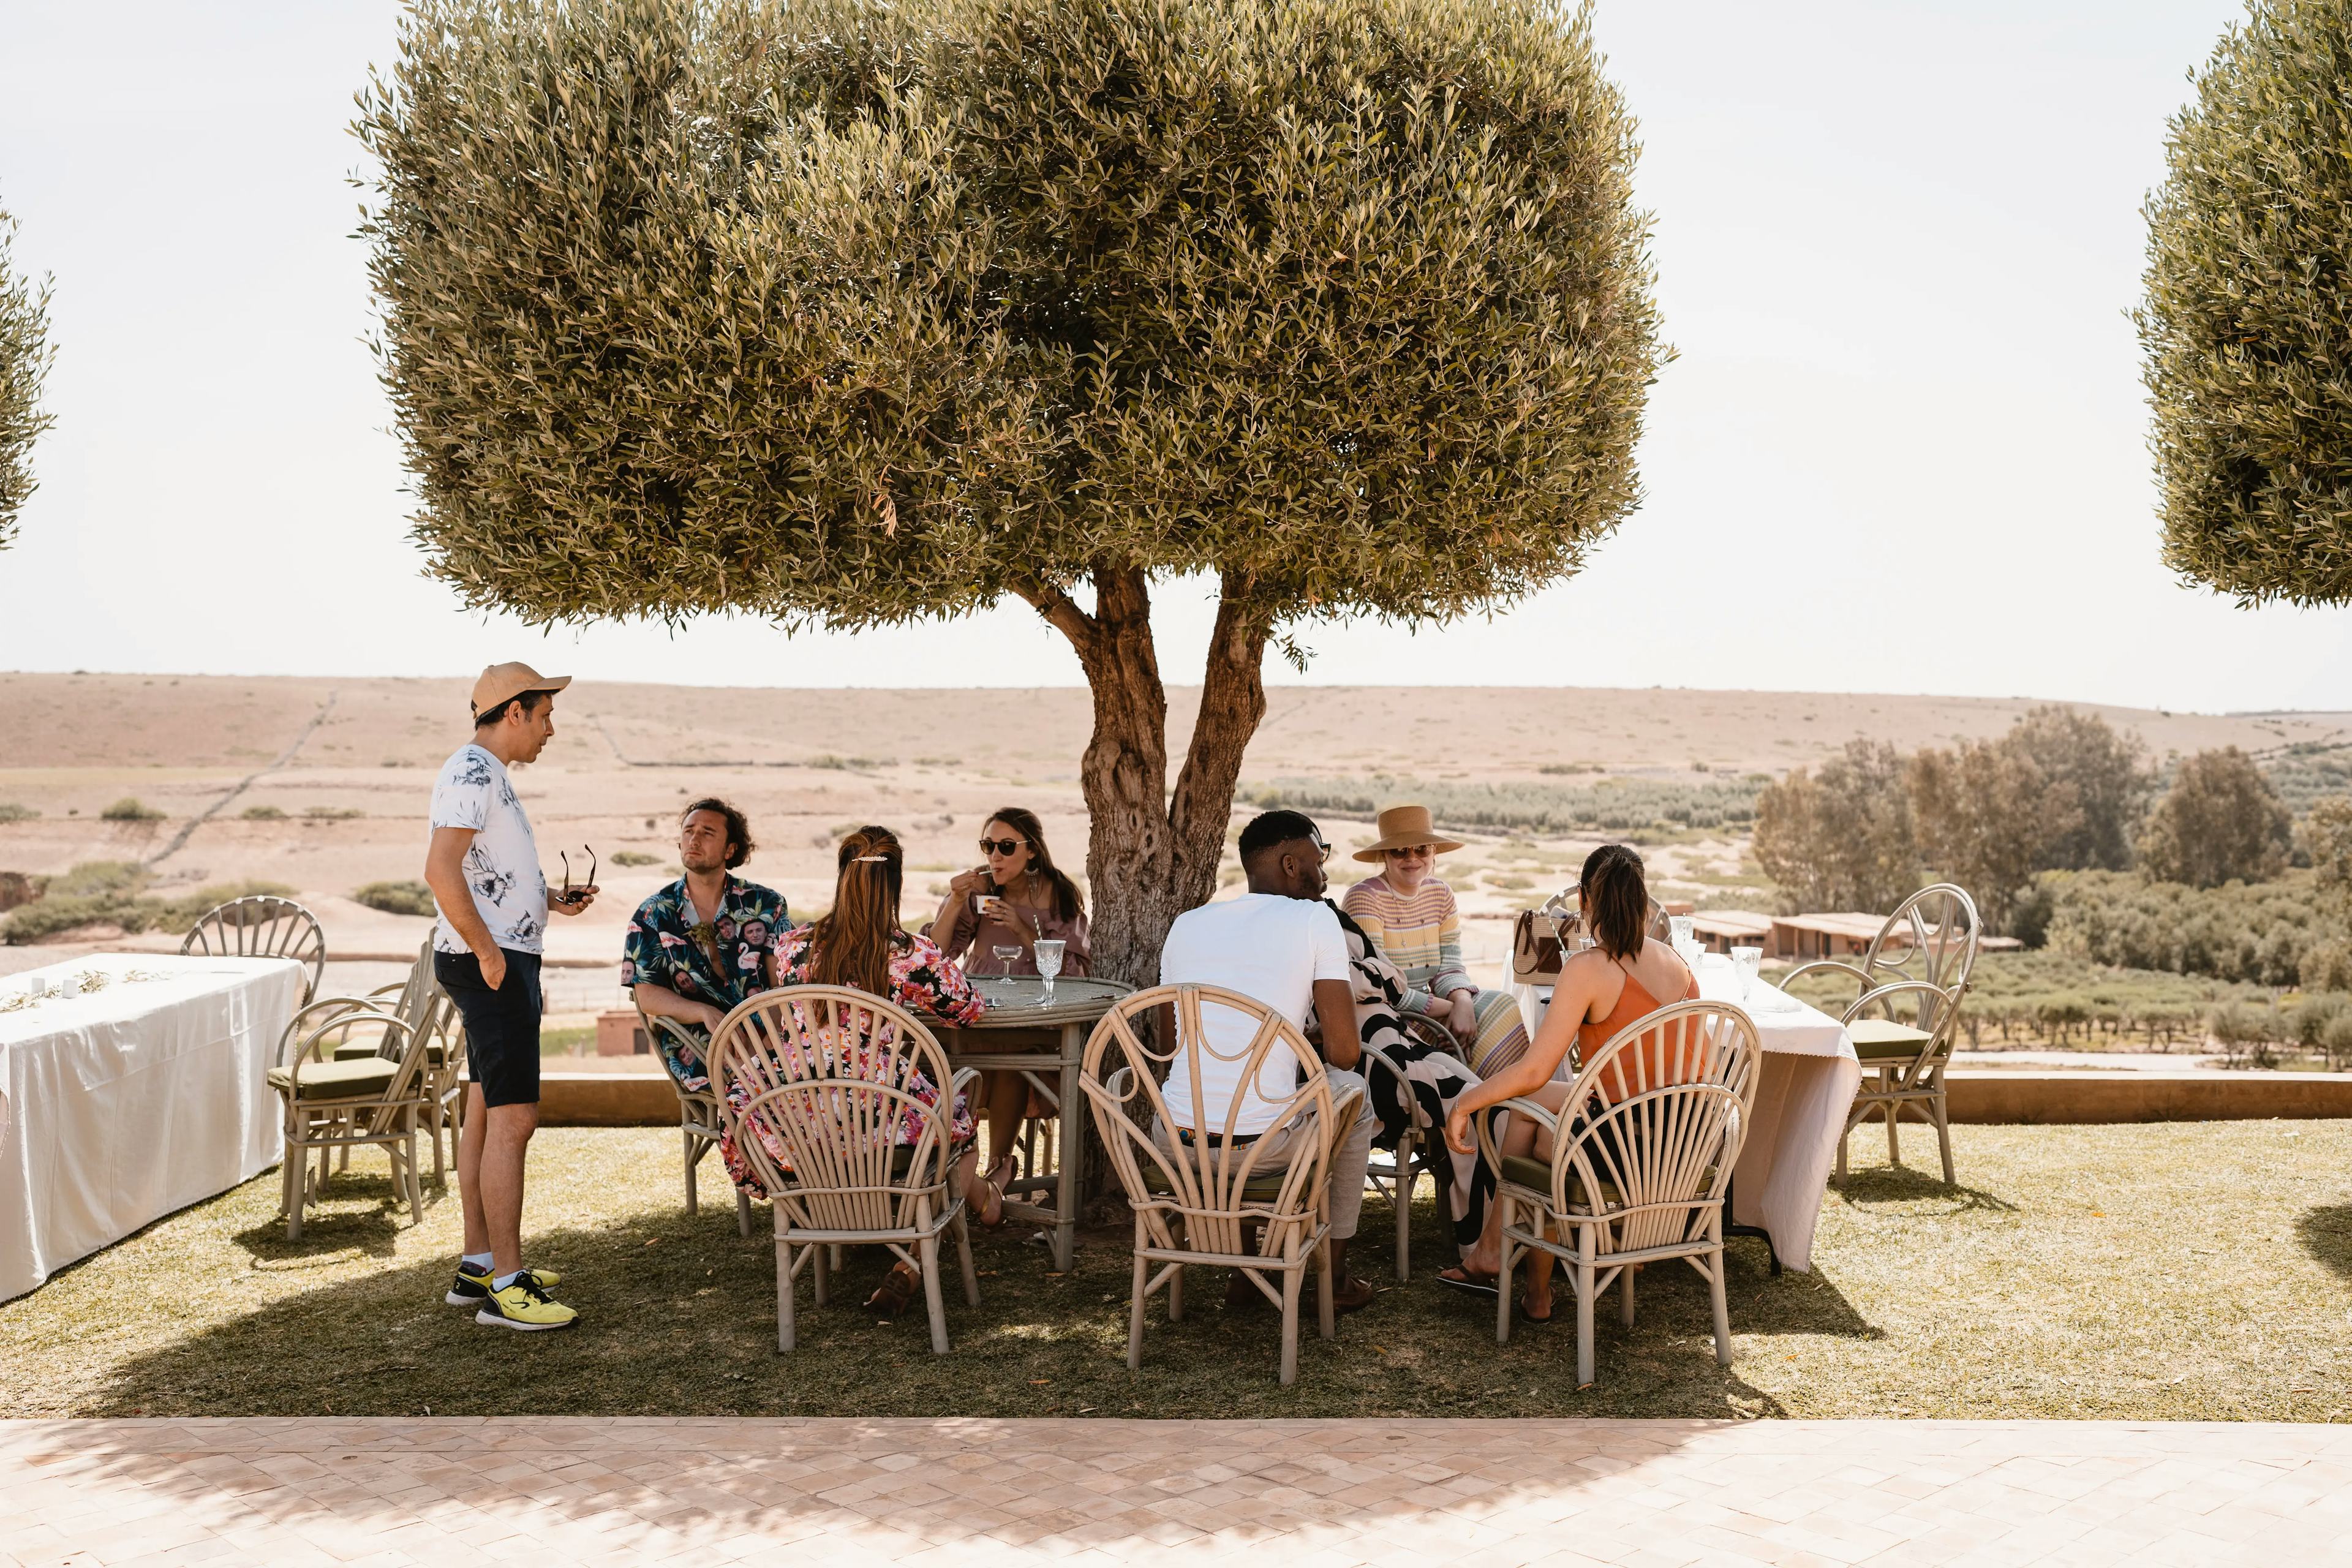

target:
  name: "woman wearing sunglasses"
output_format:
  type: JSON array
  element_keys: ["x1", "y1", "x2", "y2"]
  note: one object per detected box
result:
[{"x1": 927, "y1": 806, "x2": 1091, "y2": 1204}]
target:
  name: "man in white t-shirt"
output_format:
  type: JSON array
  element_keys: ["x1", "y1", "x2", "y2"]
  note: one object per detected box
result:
[
  {"x1": 421, "y1": 662, "x2": 600, "y2": 1332},
  {"x1": 1158, "y1": 809, "x2": 1378, "y2": 1314}
]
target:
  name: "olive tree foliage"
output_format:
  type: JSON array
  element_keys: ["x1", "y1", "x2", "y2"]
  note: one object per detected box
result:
[
  {"x1": 2138, "y1": 746, "x2": 2292, "y2": 889},
  {"x1": 2138, "y1": 0, "x2": 2352, "y2": 603},
  {"x1": 1751, "y1": 741, "x2": 1920, "y2": 916},
  {"x1": 358, "y1": 0, "x2": 1664, "y2": 981},
  {"x1": 0, "y1": 204, "x2": 55, "y2": 552}
]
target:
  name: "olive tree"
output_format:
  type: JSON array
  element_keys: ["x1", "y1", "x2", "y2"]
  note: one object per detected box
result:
[
  {"x1": 359, "y1": 0, "x2": 1664, "y2": 981},
  {"x1": 2139, "y1": 0, "x2": 2352, "y2": 601},
  {"x1": 0, "y1": 205, "x2": 53, "y2": 551},
  {"x1": 2138, "y1": 747, "x2": 2291, "y2": 889}
]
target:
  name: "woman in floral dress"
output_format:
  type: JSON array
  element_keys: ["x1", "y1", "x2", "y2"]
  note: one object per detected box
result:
[{"x1": 719, "y1": 826, "x2": 1001, "y2": 1317}]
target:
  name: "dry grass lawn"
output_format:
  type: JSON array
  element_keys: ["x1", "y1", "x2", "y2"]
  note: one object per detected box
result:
[{"x1": 4, "y1": 1121, "x2": 2349, "y2": 1422}]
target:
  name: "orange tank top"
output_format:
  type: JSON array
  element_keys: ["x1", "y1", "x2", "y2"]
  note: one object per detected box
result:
[{"x1": 1577, "y1": 963, "x2": 1702, "y2": 1103}]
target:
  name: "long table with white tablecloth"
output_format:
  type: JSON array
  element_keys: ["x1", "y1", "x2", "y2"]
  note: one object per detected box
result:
[
  {"x1": 1513, "y1": 963, "x2": 1860, "y2": 1272},
  {"x1": 1, "y1": 954, "x2": 306, "y2": 1302}
]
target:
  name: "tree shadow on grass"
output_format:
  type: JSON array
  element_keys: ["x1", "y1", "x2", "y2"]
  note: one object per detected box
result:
[
  {"x1": 2295, "y1": 1204, "x2": 2352, "y2": 1280},
  {"x1": 89, "y1": 1189, "x2": 1814, "y2": 1423}
]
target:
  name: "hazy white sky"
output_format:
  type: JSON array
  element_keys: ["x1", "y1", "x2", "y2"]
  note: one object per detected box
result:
[{"x1": 2, "y1": 0, "x2": 2340, "y2": 712}]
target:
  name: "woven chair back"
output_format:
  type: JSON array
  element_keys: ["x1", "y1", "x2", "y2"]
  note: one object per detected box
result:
[
  {"x1": 1552, "y1": 1000, "x2": 1762, "y2": 1254},
  {"x1": 181, "y1": 895, "x2": 326, "y2": 1003},
  {"x1": 1082, "y1": 984, "x2": 1336, "y2": 1258},
  {"x1": 709, "y1": 985, "x2": 958, "y2": 1233},
  {"x1": 1863, "y1": 884, "x2": 1981, "y2": 999}
]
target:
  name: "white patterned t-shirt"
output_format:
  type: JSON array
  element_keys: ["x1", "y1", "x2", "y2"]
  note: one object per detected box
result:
[{"x1": 428, "y1": 743, "x2": 547, "y2": 956}]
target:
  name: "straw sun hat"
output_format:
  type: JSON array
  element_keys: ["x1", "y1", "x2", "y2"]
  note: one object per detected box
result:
[{"x1": 1352, "y1": 804, "x2": 1465, "y2": 863}]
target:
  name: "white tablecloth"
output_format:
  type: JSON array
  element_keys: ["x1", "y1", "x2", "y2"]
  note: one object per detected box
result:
[
  {"x1": 1511, "y1": 965, "x2": 1860, "y2": 1272},
  {"x1": 1, "y1": 953, "x2": 306, "y2": 1302}
]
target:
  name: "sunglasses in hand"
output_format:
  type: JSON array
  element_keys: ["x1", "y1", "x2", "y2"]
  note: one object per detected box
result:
[{"x1": 556, "y1": 845, "x2": 600, "y2": 908}]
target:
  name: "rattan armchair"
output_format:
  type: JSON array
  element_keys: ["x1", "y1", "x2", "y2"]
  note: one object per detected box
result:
[
  {"x1": 1479, "y1": 998, "x2": 1761, "y2": 1385},
  {"x1": 1082, "y1": 985, "x2": 1354, "y2": 1385},
  {"x1": 641, "y1": 1009, "x2": 754, "y2": 1237},
  {"x1": 268, "y1": 984, "x2": 443, "y2": 1240},
  {"x1": 709, "y1": 986, "x2": 982, "y2": 1354},
  {"x1": 1783, "y1": 884, "x2": 1980, "y2": 1184},
  {"x1": 181, "y1": 894, "x2": 326, "y2": 1005}
]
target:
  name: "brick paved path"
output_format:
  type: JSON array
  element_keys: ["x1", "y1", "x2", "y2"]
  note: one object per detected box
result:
[{"x1": 4, "y1": 1417, "x2": 2350, "y2": 1566}]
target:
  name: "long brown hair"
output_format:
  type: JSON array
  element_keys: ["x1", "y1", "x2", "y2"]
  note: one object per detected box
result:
[
  {"x1": 810, "y1": 826, "x2": 904, "y2": 995},
  {"x1": 1580, "y1": 843, "x2": 1649, "y2": 962},
  {"x1": 985, "y1": 805, "x2": 1085, "y2": 922}
]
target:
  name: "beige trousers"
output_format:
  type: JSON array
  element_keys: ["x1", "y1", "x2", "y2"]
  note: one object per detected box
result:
[{"x1": 1152, "y1": 1069, "x2": 1373, "y2": 1240}]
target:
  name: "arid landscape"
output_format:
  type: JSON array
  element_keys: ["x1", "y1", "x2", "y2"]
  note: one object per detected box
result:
[{"x1": 5, "y1": 671, "x2": 2346, "y2": 1013}]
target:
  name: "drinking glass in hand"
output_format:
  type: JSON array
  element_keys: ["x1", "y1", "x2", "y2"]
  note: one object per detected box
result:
[{"x1": 1033, "y1": 939, "x2": 1065, "y2": 1005}]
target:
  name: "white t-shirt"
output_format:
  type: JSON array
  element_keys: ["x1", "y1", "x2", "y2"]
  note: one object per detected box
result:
[
  {"x1": 428, "y1": 743, "x2": 547, "y2": 956},
  {"x1": 1156, "y1": 893, "x2": 1351, "y2": 1134}
]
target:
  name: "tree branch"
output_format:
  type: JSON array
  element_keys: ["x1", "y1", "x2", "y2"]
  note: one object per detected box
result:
[
  {"x1": 1012, "y1": 578, "x2": 1100, "y2": 663},
  {"x1": 1169, "y1": 569, "x2": 1273, "y2": 908}
]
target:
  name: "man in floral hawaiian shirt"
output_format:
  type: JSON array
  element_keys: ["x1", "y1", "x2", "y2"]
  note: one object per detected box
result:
[{"x1": 622, "y1": 799, "x2": 787, "y2": 1090}]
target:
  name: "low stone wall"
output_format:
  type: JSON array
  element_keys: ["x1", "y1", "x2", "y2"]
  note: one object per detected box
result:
[
  {"x1": 1944, "y1": 1069, "x2": 2352, "y2": 1124},
  {"x1": 540, "y1": 1068, "x2": 2352, "y2": 1130}
]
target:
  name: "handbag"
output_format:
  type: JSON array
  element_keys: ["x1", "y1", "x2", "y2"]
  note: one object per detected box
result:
[{"x1": 1512, "y1": 908, "x2": 1565, "y2": 985}]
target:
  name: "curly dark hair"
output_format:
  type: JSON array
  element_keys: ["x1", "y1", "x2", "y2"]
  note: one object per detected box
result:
[{"x1": 681, "y1": 797, "x2": 755, "y2": 869}]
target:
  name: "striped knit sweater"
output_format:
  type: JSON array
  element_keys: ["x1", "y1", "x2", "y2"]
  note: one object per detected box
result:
[{"x1": 1340, "y1": 875, "x2": 1473, "y2": 1017}]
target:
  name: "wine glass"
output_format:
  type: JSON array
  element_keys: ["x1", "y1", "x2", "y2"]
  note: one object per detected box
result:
[
  {"x1": 1033, "y1": 939, "x2": 1065, "y2": 1006},
  {"x1": 990, "y1": 944, "x2": 1022, "y2": 980},
  {"x1": 1731, "y1": 945, "x2": 1762, "y2": 1001}
]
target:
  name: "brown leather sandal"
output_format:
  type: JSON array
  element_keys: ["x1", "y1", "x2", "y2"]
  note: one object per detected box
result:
[{"x1": 864, "y1": 1262, "x2": 921, "y2": 1319}]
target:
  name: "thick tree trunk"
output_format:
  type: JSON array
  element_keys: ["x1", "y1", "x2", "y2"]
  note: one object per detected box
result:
[{"x1": 1018, "y1": 565, "x2": 1273, "y2": 987}]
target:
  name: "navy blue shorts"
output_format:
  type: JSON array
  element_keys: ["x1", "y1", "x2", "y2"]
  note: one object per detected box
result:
[{"x1": 435, "y1": 948, "x2": 542, "y2": 1109}]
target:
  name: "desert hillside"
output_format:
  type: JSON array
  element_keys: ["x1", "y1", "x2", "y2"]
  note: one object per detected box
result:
[{"x1": 3, "y1": 672, "x2": 2346, "y2": 984}]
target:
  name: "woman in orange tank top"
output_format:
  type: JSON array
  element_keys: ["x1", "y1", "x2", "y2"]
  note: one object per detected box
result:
[{"x1": 1438, "y1": 843, "x2": 1695, "y2": 1323}]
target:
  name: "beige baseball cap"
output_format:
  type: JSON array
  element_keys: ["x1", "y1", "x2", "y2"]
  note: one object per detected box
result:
[{"x1": 470, "y1": 661, "x2": 571, "y2": 718}]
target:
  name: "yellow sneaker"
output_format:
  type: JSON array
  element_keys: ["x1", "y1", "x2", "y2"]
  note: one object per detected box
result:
[
  {"x1": 475, "y1": 1275, "x2": 578, "y2": 1332},
  {"x1": 446, "y1": 1261, "x2": 561, "y2": 1306}
]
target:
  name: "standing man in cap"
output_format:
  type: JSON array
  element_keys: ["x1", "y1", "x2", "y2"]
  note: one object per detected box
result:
[{"x1": 423, "y1": 662, "x2": 597, "y2": 1330}]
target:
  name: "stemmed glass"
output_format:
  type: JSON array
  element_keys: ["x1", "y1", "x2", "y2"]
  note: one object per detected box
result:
[
  {"x1": 990, "y1": 944, "x2": 1022, "y2": 980},
  {"x1": 1033, "y1": 939, "x2": 1065, "y2": 1006},
  {"x1": 1731, "y1": 945, "x2": 1762, "y2": 1001}
]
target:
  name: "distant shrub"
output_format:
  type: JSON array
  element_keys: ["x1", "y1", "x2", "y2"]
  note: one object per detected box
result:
[
  {"x1": 611, "y1": 850, "x2": 661, "y2": 867},
  {"x1": 100, "y1": 797, "x2": 165, "y2": 822},
  {"x1": 0, "y1": 802, "x2": 36, "y2": 823},
  {"x1": 353, "y1": 880, "x2": 437, "y2": 918},
  {"x1": 1245, "y1": 773, "x2": 1764, "y2": 839},
  {"x1": 240, "y1": 804, "x2": 287, "y2": 821},
  {"x1": 155, "y1": 881, "x2": 299, "y2": 930},
  {"x1": 2324, "y1": 1013, "x2": 2352, "y2": 1072},
  {"x1": 48, "y1": 861, "x2": 147, "y2": 897},
  {"x1": 0, "y1": 862, "x2": 295, "y2": 943},
  {"x1": 302, "y1": 806, "x2": 363, "y2": 821},
  {"x1": 2042, "y1": 868, "x2": 2330, "y2": 986}
]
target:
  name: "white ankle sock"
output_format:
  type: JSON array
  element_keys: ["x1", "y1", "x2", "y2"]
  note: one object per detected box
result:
[
  {"x1": 462, "y1": 1251, "x2": 494, "y2": 1271},
  {"x1": 492, "y1": 1269, "x2": 522, "y2": 1291}
]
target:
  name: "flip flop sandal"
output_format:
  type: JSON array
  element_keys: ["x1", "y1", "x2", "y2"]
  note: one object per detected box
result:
[
  {"x1": 1435, "y1": 1267, "x2": 1502, "y2": 1298},
  {"x1": 1517, "y1": 1297, "x2": 1556, "y2": 1326}
]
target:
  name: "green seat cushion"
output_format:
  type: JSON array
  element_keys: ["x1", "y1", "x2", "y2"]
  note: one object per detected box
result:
[
  {"x1": 331, "y1": 1038, "x2": 449, "y2": 1065},
  {"x1": 267, "y1": 1057, "x2": 400, "y2": 1101},
  {"x1": 1499, "y1": 1154, "x2": 1621, "y2": 1207},
  {"x1": 1849, "y1": 1019, "x2": 1937, "y2": 1060},
  {"x1": 1139, "y1": 1164, "x2": 1293, "y2": 1204}
]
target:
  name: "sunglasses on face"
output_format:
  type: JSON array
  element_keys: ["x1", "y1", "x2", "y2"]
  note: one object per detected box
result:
[{"x1": 979, "y1": 837, "x2": 1027, "y2": 857}]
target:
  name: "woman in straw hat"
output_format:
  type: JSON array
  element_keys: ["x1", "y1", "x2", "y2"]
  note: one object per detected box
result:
[{"x1": 1340, "y1": 804, "x2": 1531, "y2": 1077}]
